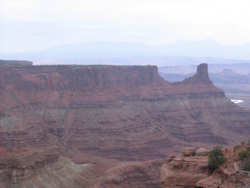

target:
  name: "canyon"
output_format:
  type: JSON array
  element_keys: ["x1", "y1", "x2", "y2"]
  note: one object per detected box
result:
[
  {"x1": 0, "y1": 60, "x2": 249, "y2": 187},
  {"x1": 159, "y1": 64, "x2": 250, "y2": 110}
]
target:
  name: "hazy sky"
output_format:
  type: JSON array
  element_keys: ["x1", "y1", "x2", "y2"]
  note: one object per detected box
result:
[{"x1": 1, "y1": 0, "x2": 250, "y2": 53}]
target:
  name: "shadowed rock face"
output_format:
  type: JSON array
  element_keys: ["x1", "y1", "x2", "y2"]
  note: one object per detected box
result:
[{"x1": 0, "y1": 62, "x2": 249, "y2": 162}]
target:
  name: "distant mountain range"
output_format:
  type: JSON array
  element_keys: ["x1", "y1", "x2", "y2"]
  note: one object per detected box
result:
[
  {"x1": 2, "y1": 40, "x2": 250, "y2": 66},
  {"x1": 159, "y1": 63, "x2": 250, "y2": 75}
]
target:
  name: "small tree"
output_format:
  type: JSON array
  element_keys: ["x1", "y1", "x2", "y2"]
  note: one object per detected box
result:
[
  {"x1": 208, "y1": 146, "x2": 226, "y2": 173},
  {"x1": 239, "y1": 149, "x2": 250, "y2": 160}
]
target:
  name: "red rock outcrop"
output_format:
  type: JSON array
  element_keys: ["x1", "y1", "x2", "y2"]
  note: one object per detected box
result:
[
  {"x1": 160, "y1": 144, "x2": 250, "y2": 188},
  {"x1": 95, "y1": 145, "x2": 250, "y2": 188},
  {"x1": 0, "y1": 62, "x2": 249, "y2": 162},
  {"x1": 182, "y1": 63, "x2": 212, "y2": 85}
]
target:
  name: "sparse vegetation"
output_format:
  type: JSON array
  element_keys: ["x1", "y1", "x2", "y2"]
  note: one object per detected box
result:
[
  {"x1": 238, "y1": 148, "x2": 250, "y2": 171},
  {"x1": 208, "y1": 146, "x2": 226, "y2": 173}
]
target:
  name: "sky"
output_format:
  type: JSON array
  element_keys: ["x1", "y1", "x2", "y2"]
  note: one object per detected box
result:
[{"x1": 1, "y1": 0, "x2": 250, "y2": 53}]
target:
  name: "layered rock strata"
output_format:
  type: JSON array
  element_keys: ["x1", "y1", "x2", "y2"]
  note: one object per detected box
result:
[
  {"x1": 0, "y1": 148, "x2": 95, "y2": 188},
  {"x1": 0, "y1": 62, "x2": 249, "y2": 161}
]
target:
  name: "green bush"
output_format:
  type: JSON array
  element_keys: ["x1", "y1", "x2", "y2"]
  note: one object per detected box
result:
[
  {"x1": 239, "y1": 148, "x2": 250, "y2": 171},
  {"x1": 239, "y1": 149, "x2": 250, "y2": 160},
  {"x1": 208, "y1": 146, "x2": 226, "y2": 173}
]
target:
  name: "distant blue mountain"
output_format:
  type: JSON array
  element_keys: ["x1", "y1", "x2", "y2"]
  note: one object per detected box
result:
[{"x1": 2, "y1": 40, "x2": 250, "y2": 65}]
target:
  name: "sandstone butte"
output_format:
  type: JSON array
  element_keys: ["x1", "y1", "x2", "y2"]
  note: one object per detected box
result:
[{"x1": 0, "y1": 60, "x2": 249, "y2": 187}]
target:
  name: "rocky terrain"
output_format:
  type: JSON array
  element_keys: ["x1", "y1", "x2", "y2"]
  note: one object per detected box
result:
[
  {"x1": 97, "y1": 144, "x2": 250, "y2": 188},
  {"x1": 0, "y1": 60, "x2": 249, "y2": 187},
  {"x1": 1, "y1": 143, "x2": 249, "y2": 187},
  {"x1": 0, "y1": 62, "x2": 249, "y2": 161},
  {"x1": 0, "y1": 147, "x2": 97, "y2": 188}
]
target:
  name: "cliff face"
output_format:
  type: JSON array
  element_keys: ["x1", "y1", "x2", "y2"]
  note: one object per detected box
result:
[
  {"x1": 182, "y1": 63, "x2": 212, "y2": 85},
  {"x1": 0, "y1": 63, "x2": 249, "y2": 162}
]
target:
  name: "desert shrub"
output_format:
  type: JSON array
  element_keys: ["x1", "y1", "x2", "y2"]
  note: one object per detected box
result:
[
  {"x1": 239, "y1": 149, "x2": 250, "y2": 160},
  {"x1": 239, "y1": 148, "x2": 250, "y2": 171},
  {"x1": 208, "y1": 146, "x2": 226, "y2": 173}
]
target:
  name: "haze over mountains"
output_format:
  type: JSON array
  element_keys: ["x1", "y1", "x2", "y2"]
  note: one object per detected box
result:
[
  {"x1": 1, "y1": 0, "x2": 250, "y2": 187},
  {"x1": 2, "y1": 40, "x2": 250, "y2": 66}
]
